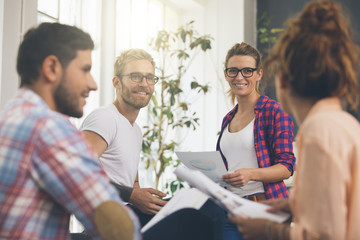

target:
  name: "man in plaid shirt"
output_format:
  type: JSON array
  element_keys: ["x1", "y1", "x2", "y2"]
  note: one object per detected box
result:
[{"x1": 0, "y1": 22, "x2": 141, "y2": 240}]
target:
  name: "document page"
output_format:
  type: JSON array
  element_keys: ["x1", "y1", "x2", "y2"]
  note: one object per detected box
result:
[
  {"x1": 175, "y1": 151, "x2": 229, "y2": 186},
  {"x1": 174, "y1": 165, "x2": 290, "y2": 223},
  {"x1": 141, "y1": 188, "x2": 209, "y2": 233}
]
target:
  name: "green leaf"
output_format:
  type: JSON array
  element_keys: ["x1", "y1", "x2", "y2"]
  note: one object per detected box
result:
[
  {"x1": 179, "y1": 102, "x2": 188, "y2": 111},
  {"x1": 170, "y1": 182, "x2": 177, "y2": 194},
  {"x1": 164, "y1": 108, "x2": 174, "y2": 122},
  {"x1": 202, "y1": 85, "x2": 209, "y2": 93},
  {"x1": 271, "y1": 28, "x2": 283, "y2": 33},
  {"x1": 170, "y1": 95, "x2": 175, "y2": 106},
  {"x1": 177, "y1": 50, "x2": 190, "y2": 60},
  {"x1": 152, "y1": 107, "x2": 158, "y2": 116},
  {"x1": 165, "y1": 142, "x2": 176, "y2": 151},
  {"x1": 184, "y1": 120, "x2": 191, "y2": 128},
  {"x1": 143, "y1": 129, "x2": 150, "y2": 137},
  {"x1": 259, "y1": 28, "x2": 267, "y2": 33},
  {"x1": 142, "y1": 142, "x2": 148, "y2": 152},
  {"x1": 190, "y1": 81, "x2": 198, "y2": 89},
  {"x1": 201, "y1": 39, "x2": 212, "y2": 51},
  {"x1": 151, "y1": 95, "x2": 158, "y2": 106},
  {"x1": 180, "y1": 29, "x2": 186, "y2": 42}
]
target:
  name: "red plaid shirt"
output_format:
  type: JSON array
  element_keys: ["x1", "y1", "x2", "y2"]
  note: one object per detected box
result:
[
  {"x1": 0, "y1": 89, "x2": 141, "y2": 239},
  {"x1": 216, "y1": 95, "x2": 296, "y2": 199}
]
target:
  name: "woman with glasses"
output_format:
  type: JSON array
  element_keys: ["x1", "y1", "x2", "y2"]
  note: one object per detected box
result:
[
  {"x1": 229, "y1": 1, "x2": 360, "y2": 239},
  {"x1": 216, "y1": 42, "x2": 296, "y2": 240}
]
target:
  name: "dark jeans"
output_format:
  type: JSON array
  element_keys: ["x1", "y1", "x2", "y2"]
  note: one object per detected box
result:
[
  {"x1": 70, "y1": 199, "x2": 225, "y2": 240},
  {"x1": 127, "y1": 203, "x2": 154, "y2": 227},
  {"x1": 129, "y1": 198, "x2": 225, "y2": 240},
  {"x1": 143, "y1": 208, "x2": 217, "y2": 240},
  {"x1": 198, "y1": 199, "x2": 225, "y2": 240}
]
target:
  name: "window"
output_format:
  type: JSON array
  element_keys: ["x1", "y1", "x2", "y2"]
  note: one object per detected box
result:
[
  {"x1": 115, "y1": 0, "x2": 175, "y2": 52},
  {"x1": 37, "y1": 0, "x2": 102, "y2": 128},
  {"x1": 38, "y1": 0, "x2": 59, "y2": 22},
  {"x1": 37, "y1": 0, "x2": 177, "y2": 129}
]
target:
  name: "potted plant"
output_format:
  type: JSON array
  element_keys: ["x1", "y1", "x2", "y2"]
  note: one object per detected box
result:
[{"x1": 141, "y1": 21, "x2": 213, "y2": 193}]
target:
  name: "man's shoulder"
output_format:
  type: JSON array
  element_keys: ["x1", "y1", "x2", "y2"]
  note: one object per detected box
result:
[
  {"x1": 2, "y1": 96, "x2": 66, "y2": 126},
  {"x1": 81, "y1": 104, "x2": 118, "y2": 130},
  {"x1": 0, "y1": 98, "x2": 78, "y2": 150},
  {"x1": 84, "y1": 104, "x2": 118, "y2": 121}
]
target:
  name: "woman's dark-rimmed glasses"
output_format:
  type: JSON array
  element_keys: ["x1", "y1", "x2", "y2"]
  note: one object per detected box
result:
[{"x1": 224, "y1": 67, "x2": 257, "y2": 78}]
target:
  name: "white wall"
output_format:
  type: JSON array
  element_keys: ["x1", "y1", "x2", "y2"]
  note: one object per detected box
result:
[
  {"x1": 0, "y1": 0, "x2": 3, "y2": 97},
  {"x1": 203, "y1": 0, "x2": 247, "y2": 151},
  {"x1": 99, "y1": 0, "x2": 116, "y2": 106},
  {"x1": 0, "y1": 0, "x2": 37, "y2": 111}
]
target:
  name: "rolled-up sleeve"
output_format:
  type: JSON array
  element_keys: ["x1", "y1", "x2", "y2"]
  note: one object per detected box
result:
[{"x1": 273, "y1": 110, "x2": 296, "y2": 175}]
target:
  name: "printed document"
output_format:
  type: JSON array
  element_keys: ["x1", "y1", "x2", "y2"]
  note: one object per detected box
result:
[
  {"x1": 175, "y1": 151, "x2": 229, "y2": 186},
  {"x1": 174, "y1": 165, "x2": 290, "y2": 223}
]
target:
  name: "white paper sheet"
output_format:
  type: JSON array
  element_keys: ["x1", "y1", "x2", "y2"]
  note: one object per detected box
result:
[
  {"x1": 174, "y1": 165, "x2": 290, "y2": 223},
  {"x1": 175, "y1": 151, "x2": 229, "y2": 186},
  {"x1": 141, "y1": 188, "x2": 209, "y2": 233}
]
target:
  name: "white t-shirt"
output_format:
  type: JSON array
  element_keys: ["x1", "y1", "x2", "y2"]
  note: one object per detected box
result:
[
  {"x1": 220, "y1": 119, "x2": 265, "y2": 197},
  {"x1": 80, "y1": 104, "x2": 142, "y2": 187}
]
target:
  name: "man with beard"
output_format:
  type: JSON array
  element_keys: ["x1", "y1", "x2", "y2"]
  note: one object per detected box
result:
[
  {"x1": 81, "y1": 49, "x2": 168, "y2": 226},
  {"x1": 0, "y1": 22, "x2": 141, "y2": 239}
]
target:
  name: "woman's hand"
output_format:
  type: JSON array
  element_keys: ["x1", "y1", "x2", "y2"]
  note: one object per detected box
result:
[
  {"x1": 222, "y1": 164, "x2": 292, "y2": 188},
  {"x1": 222, "y1": 168, "x2": 253, "y2": 187}
]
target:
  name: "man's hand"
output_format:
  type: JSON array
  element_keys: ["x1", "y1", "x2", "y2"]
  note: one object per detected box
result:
[
  {"x1": 263, "y1": 198, "x2": 292, "y2": 214},
  {"x1": 222, "y1": 168, "x2": 253, "y2": 187},
  {"x1": 129, "y1": 188, "x2": 167, "y2": 215}
]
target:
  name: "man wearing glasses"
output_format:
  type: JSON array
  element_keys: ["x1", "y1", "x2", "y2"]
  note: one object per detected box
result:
[{"x1": 81, "y1": 49, "x2": 167, "y2": 226}]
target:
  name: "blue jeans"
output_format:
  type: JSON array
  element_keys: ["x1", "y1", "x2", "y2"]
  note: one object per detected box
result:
[
  {"x1": 223, "y1": 192, "x2": 265, "y2": 240},
  {"x1": 223, "y1": 212, "x2": 243, "y2": 240}
]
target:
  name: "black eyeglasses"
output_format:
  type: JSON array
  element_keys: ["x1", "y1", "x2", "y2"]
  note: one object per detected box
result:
[
  {"x1": 118, "y1": 72, "x2": 159, "y2": 85},
  {"x1": 224, "y1": 67, "x2": 257, "y2": 78}
]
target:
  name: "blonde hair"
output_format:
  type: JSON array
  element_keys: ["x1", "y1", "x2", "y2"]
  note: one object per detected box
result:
[
  {"x1": 225, "y1": 42, "x2": 263, "y2": 105},
  {"x1": 264, "y1": 0, "x2": 359, "y2": 111},
  {"x1": 114, "y1": 49, "x2": 155, "y2": 76}
]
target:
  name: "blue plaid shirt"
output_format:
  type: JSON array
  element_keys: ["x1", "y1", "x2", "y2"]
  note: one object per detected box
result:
[
  {"x1": 0, "y1": 89, "x2": 141, "y2": 239},
  {"x1": 216, "y1": 95, "x2": 296, "y2": 199}
]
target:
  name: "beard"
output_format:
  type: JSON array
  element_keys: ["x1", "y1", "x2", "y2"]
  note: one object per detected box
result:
[
  {"x1": 54, "y1": 75, "x2": 84, "y2": 118},
  {"x1": 120, "y1": 80, "x2": 152, "y2": 110}
]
